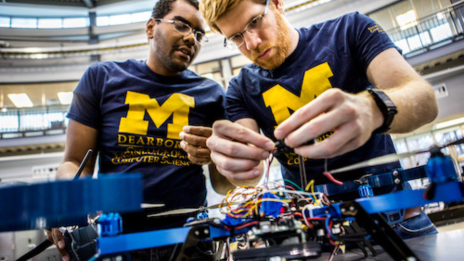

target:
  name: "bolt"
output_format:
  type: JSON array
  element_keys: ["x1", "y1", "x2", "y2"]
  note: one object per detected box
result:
[
  {"x1": 341, "y1": 208, "x2": 346, "y2": 212},
  {"x1": 349, "y1": 206, "x2": 355, "y2": 211},
  {"x1": 195, "y1": 230, "x2": 200, "y2": 236},
  {"x1": 394, "y1": 178, "x2": 400, "y2": 184},
  {"x1": 393, "y1": 170, "x2": 399, "y2": 176},
  {"x1": 204, "y1": 229, "x2": 209, "y2": 234}
]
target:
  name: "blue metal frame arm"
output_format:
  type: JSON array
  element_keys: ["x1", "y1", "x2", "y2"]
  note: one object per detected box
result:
[{"x1": 97, "y1": 225, "x2": 231, "y2": 256}]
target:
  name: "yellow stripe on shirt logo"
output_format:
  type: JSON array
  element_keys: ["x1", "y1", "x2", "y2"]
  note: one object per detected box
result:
[
  {"x1": 263, "y1": 62, "x2": 334, "y2": 128},
  {"x1": 118, "y1": 91, "x2": 195, "y2": 139}
]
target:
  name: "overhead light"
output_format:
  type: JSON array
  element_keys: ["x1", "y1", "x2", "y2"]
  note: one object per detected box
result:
[
  {"x1": 8, "y1": 93, "x2": 33, "y2": 108},
  {"x1": 57, "y1": 92, "x2": 73, "y2": 105},
  {"x1": 396, "y1": 10, "x2": 418, "y2": 30},
  {"x1": 436, "y1": 117, "x2": 464, "y2": 129}
]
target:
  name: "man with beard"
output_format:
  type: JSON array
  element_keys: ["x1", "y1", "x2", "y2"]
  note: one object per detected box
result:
[
  {"x1": 201, "y1": 0, "x2": 439, "y2": 238},
  {"x1": 46, "y1": 0, "x2": 226, "y2": 260}
]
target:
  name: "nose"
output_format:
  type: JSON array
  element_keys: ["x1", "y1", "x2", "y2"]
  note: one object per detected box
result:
[
  {"x1": 182, "y1": 32, "x2": 196, "y2": 45},
  {"x1": 243, "y1": 32, "x2": 262, "y2": 50}
]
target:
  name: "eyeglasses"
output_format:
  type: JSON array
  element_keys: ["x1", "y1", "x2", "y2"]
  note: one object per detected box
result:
[
  {"x1": 223, "y1": 0, "x2": 270, "y2": 50},
  {"x1": 154, "y1": 18, "x2": 209, "y2": 45}
]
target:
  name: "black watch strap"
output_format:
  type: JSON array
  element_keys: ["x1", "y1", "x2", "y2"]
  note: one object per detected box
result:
[{"x1": 368, "y1": 88, "x2": 398, "y2": 133}]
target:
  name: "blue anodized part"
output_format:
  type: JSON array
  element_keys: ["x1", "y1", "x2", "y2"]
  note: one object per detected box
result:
[
  {"x1": 358, "y1": 184, "x2": 374, "y2": 198},
  {"x1": 260, "y1": 192, "x2": 282, "y2": 218},
  {"x1": 98, "y1": 213, "x2": 123, "y2": 236},
  {"x1": 197, "y1": 211, "x2": 208, "y2": 220},
  {"x1": 426, "y1": 155, "x2": 457, "y2": 183}
]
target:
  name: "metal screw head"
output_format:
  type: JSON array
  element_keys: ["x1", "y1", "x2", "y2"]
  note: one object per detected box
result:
[
  {"x1": 194, "y1": 230, "x2": 200, "y2": 236},
  {"x1": 394, "y1": 178, "x2": 400, "y2": 184},
  {"x1": 341, "y1": 208, "x2": 346, "y2": 212},
  {"x1": 393, "y1": 170, "x2": 399, "y2": 176},
  {"x1": 349, "y1": 206, "x2": 355, "y2": 211},
  {"x1": 204, "y1": 229, "x2": 209, "y2": 235}
]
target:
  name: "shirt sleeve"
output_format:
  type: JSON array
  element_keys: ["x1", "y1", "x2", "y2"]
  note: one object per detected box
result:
[
  {"x1": 350, "y1": 12, "x2": 402, "y2": 72},
  {"x1": 67, "y1": 64, "x2": 102, "y2": 130},
  {"x1": 226, "y1": 77, "x2": 254, "y2": 122},
  {"x1": 215, "y1": 86, "x2": 227, "y2": 121}
]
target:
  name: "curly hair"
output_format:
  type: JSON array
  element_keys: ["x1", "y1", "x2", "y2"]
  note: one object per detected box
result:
[{"x1": 152, "y1": 0, "x2": 200, "y2": 19}]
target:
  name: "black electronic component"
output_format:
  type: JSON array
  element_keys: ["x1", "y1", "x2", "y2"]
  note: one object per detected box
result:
[
  {"x1": 233, "y1": 242, "x2": 321, "y2": 261},
  {"x1": 63, "y1": 225, "x2": 99, "y2": 261}
]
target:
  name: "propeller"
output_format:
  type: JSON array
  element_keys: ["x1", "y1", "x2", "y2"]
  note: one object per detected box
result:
[{"x1": 329, "y1": 137, "x2": 464, "y2": 175}]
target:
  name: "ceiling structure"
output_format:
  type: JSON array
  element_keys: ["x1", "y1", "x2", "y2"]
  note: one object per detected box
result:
[{"x1": 0, "y1": 0, "x2": 127, "y2": 8}]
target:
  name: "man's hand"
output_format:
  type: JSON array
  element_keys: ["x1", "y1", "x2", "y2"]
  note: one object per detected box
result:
[
  {"x1": 206, "y1": 120, "x2": 275, "y2": 185},
  {"x1": 180, "y1": 126, "x2": 214, "y2": 165},
  {"x1": 45, "y1": 228, "x2": 70, "y2": 261},
  {"x1": 274, "y1": 88, "x2": 383, "y2": 159}
]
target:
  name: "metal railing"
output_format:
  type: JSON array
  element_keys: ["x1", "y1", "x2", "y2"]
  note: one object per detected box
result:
[
  {"x1": 385, "y1": 2, "x2": 464, "y2": 57},
  {"x1": 0, "y1": 105, "x2": 69, "y2": 138}
]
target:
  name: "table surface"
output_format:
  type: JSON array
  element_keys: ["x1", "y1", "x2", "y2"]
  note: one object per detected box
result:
[{"x1": 315, "y1": 228, "x2": 464, "y2": 261}]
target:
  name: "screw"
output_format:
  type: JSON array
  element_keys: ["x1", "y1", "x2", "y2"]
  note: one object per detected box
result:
[
  {"x1": 349, "y1": 206, "x2": 355, "y2": 211},
  {"x1": 195, "y1": 230, "x2": 200, "y2": 236},
  {"x1": 204, "y1": 229, "x2": 209, "y2": 235},
  {"x1": 341, "y1": 208, "x2": 346, "y2": 212},
  {"x1": 394, "y1": 178, "x2": 400, "y2": 184}
]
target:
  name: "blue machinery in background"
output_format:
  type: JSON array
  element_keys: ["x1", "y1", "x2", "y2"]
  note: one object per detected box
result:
[{"x1": 0, "y1": 174, "x2": 143, "y2": 232}]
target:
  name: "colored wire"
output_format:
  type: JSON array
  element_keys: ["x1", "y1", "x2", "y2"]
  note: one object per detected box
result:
[
  {"x1": 324, "y1": 171, "x2": 343, "y2": 186},
  {"x1": 305, "y1": 180, "x2": 319, "y2": 205},
  {"x1": 235, "y1": 221, "x2": 259, "y2": 230},
  {"x1": 263, "y1": 149, "x2": 276, "y2": 189},
  {"x1": 283, "y1": 179, "x2": 303, "y2": 191}
]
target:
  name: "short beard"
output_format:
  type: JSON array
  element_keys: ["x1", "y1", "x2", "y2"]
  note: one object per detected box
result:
[
  {"x1": 250, "y1": 10, "x2": 291, "y2": 70},
  {"x1": 154, "y1": 30, "x2": 189, "y2": 73}
]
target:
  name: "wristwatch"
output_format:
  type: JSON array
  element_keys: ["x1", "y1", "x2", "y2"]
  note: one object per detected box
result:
[{"x1": 367, "y1": 88, "x2": 397, "y2": 133}]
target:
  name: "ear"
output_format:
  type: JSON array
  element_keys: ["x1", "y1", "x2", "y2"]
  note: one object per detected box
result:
[
  {"x1": 146, "y1": 18, "x2": 155, "y2": 39},
  {"x1": 271, "y1": 0, "x2": 285, "y2": 14}
]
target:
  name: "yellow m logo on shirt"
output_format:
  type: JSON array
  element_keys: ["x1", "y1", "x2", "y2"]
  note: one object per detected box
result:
[
  {"x1": 118, "y1": 91, "x2": 194, "y2": 139},
  {"x1": 262, "y1": 62, "x2": 334, "y2": 127}
]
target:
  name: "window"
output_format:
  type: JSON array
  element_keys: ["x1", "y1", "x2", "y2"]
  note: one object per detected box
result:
[
  {"x1": 63, "y1": 18, "x2": 88, "y2": 28},
  {"x1": 394, "y1": 139, "x2": 412, "y2": 169},
  {"x1": 406, "y1": 134, "x2": 434, "y2": 166},
  {"x1": 0, "y1": 17, "x2": 10, "y2": 28},
  {"x1": 407, "y1": 35, "x2": 422, "y2": 50},
  {"x1": 11, "y1": 18, "x2": 37, "y2": 28},
  {"x1": 131, "y1": 11, "x2": 151, "y2": 23},
  {"x1": 38, "y1": 18, "x2": 63, "y2": 29},
  {"x1": 430, "y1": 23, "x2": 453, "y2": 42},
  {"x1": 97, "y1": 16, "x2": 110, "y2": 27},
  {"x1": 0, "y1": 115, "x2": 19, "y2": 132},
  {"x1": 110, "y1": 14, "x2": 132, "y2": 26},
  {"x1": 419, "y1": 32, "x2": 432, "y2": 46},
  {"x1": 231, "y1": 55, "x2": 252, "y2": 76},
  {"x1": 394, "y1": 39, "x2": 410, "y2": 54}
]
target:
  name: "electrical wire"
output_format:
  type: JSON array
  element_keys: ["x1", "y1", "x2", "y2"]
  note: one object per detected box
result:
[{"x1": 283, "y1": 179, "x2": 304, "y2": 191}]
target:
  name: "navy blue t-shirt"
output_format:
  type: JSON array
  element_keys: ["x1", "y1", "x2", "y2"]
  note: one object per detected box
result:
[
  {"x1": 68, "y1": 59, "x2": 226, "y2": 208},
  {"x1": 227, "y1": 12, "x2": 401, "y2": 186}
]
